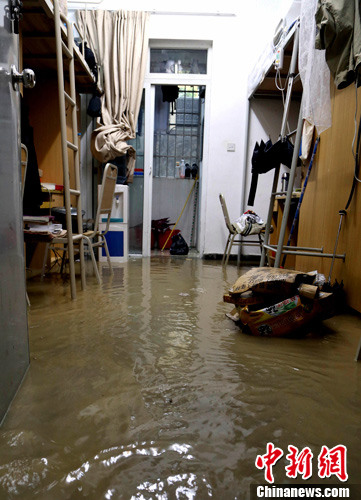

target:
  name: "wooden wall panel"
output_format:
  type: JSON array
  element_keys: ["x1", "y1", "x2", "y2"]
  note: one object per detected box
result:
[
  {"x1": 24, "y1": 76, "x2": 62, "y2": 184},
  {"x1": 295, "y1": 82, "x2": 361, "y2": 312},
  {"x1": 24, "y1": 75, "x2": 80, "y2": 205}
]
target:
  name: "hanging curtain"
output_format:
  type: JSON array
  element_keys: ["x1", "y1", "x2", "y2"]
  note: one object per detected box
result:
[{"x1": 77, "y1": 9, "x2": 149, "y2": 182}]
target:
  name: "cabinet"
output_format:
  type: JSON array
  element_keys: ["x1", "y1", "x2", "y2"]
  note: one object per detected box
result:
[{"x1": 98, "y1": 185, "x2": 129, "y2": 263}]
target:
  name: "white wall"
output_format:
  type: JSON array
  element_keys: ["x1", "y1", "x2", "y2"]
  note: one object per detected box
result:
[
  {"x1": 242, "y1": 99, "x2": 301, "y2": 257},
  {"x1": 70, "y1": 0, "x2": 296, "y2": 256}
]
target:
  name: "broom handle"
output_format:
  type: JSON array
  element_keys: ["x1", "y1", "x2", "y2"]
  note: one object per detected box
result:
[{"x1": 161, "y1": 176, "x2": 198, "y2": 252}]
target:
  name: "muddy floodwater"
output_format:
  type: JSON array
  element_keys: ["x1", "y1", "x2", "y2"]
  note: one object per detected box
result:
[{"x1": 1, "y1": 257, "x2": 361, "y2": 499}]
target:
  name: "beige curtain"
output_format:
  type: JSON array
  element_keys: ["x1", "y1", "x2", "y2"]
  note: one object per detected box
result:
[{"x1": 77, "y1": 9, "x2": 149, "y2": 182}]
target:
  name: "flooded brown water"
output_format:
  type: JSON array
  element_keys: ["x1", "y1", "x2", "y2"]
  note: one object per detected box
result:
[{"x1": 1, "y1": 257, "x2": 361, "y2": 499}]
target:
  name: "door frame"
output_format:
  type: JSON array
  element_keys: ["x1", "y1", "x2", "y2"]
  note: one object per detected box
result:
[
  {"x1": 0, "y1": 3, "x2": 30, "y2": 424},
  {"x1": 142, "y1": 72, "x2": 211, "y2": 257}
]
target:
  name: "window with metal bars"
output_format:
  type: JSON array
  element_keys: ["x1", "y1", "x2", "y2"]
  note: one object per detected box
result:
[{"x1": 153, "y1": 85, "x2": 204, "y2": 178}]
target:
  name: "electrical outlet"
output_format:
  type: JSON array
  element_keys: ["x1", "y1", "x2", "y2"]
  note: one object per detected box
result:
[{"x1": 274, "y1": 47, "x2": 284, "y2": 70}]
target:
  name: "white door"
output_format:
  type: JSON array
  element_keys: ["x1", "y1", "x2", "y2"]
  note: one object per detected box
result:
[
  {"x1": 0, "y1": 1, "x2": 35, "y2": 423},
  {"x1": 142, "y1": 82, "x2": 208, "y2": 256}
]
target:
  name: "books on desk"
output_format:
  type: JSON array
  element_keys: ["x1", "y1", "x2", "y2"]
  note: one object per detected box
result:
[
  {"x1": 26, "y1": 224, "x2": 62, "y2": 234},
  {"x1": 23, "y1": 215, "x2": 54, "y2": 224},
  {"x1": 41, "y1": 182, "x2": 64, "y2": 193},
  {"x1": 23, "y1": 215, "x2": 62, "y2": 235}
]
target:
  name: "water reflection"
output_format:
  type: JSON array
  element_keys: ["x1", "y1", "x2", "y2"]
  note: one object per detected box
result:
[{"x1": 0, "y1": 258, "x2": 361, "y2": 498}]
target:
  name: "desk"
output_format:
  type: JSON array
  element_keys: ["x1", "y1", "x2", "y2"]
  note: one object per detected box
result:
[
  {"x1": 269, "y1": 192, "x2": 301, "y2": 268},
  {"x1": 24, "y1": 216, "x2": 66, "y2": 276}
]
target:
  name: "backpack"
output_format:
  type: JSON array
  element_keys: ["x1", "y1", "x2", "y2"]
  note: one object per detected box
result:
[
  {"x1": 87, "y1": 94, "x2": 102, "y2": 118},
  {"x1": 77, "y1": 41, "x2": 98, "y2": 82}
]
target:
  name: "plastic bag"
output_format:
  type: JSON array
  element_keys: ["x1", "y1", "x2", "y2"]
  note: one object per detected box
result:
[
  {"x1": 170, "y1": 233, "x2": 189, "y2": 255},
  {"x1": 233, "y1": 210, "x2": 265, "y2": 235}
]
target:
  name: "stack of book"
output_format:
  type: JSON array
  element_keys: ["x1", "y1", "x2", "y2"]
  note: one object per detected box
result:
[{"x1": 23, "y1": 215, "x2": 62, "y2": 234}]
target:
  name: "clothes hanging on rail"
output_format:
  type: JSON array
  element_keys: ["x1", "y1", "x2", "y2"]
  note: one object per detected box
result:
[
  {"x1": 247, "y1": 138, "x2": 294, "y2": 206},
  {"x1": 315, "y1": 0, "x2": 361, "y2": 89}
]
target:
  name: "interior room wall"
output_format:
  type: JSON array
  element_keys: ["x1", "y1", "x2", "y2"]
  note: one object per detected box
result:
[
  {"x1": 69, "y1": 0, "x2": 295, "y2": 256},
  {"x1": 242, "y1": 99, "x2": 300, "y2": 257}
]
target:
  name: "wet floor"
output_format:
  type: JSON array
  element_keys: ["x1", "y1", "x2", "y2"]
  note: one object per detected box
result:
[{"x1": 1, "y1": 257, "x2": 361, "y2": 499}]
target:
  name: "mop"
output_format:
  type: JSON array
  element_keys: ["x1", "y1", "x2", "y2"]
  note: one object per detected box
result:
[{"x1": 161, "y1": 176, "x2": 198, "y2": 252}]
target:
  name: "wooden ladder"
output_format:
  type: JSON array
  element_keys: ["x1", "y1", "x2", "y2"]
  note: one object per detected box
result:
[{"x1": 53, "y1": 0, "x2": 86, "y2": 299}]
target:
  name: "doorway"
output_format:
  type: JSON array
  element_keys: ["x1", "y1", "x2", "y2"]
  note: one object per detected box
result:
[{"x1": 150, "y1": 84, "x2": 205, "y2": 254}]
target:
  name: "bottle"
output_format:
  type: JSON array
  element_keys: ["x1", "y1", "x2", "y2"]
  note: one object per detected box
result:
[
  {"x1": 185, "y1": 163, "x2": 191, "y2": 178},
  {"x1": 191, "y1": 163, "x2": 198, "y2": 179},
  {"x1": 180, "y1": 159, "x2": 186, "y2": 179},
  {"x1": 175, "y1": 161, "x2": 180, "y2": 178}
]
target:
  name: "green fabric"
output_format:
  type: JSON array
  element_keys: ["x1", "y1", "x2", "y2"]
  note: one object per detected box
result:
[{"x1": 315, "y1": 0, "x2": 361, "y2": 89}]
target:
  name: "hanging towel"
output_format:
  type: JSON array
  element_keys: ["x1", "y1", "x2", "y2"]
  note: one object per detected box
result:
[{"x1": 247, "y1": 138, "x2": 294, "y2": 206}]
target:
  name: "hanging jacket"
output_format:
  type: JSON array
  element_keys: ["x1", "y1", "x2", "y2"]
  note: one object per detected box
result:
[{"x1": 315, "y1": 0, "x2": 361, "y2": 89}]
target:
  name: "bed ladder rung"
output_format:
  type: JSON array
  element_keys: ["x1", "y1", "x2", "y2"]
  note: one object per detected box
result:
[
  {"x1": 67, "y1": 141, "x2": 78, "y2": 152},
  {"x1": 64, "y1": 91, "x2": 76, "y2": 107},
  {"x1": 61, "y1": 40, "x2": 72, "y2": 59},
  {"x1": 54, "y1": 0, "x2": 86, "y2": 299}
]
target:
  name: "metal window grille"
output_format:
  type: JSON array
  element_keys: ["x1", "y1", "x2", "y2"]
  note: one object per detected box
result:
[{"x1": 153, "y1": 85, "x2": 203, "y2": 178}]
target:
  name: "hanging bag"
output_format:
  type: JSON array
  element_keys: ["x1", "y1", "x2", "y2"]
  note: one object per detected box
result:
[{"x1": 87, "y1": 94, "x2": 102, "y2": 118}]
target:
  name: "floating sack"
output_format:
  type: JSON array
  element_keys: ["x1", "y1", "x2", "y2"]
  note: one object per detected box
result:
[
  {"x1": 239, "y1": 292, "x2": 333, "y2": 337},
  {"x1": 224, "y1": 267, "x2": 336, "y2": 337},
  {"x1": 229, "y1": 267, "x2": 315, "y2": 297}
]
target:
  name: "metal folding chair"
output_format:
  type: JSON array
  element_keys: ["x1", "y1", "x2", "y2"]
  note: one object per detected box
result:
[
  {"x1": 42, "y1": 163, "x2": 118, "y2": 284},
  {"x1": 219, "y1": 193, "x2": 263, "y2": 266}
]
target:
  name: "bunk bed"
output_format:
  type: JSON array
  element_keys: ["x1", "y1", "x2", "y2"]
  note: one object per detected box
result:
[
  {"x1": 244, "y1": 19, "x2": 303, "y2": 268},
  {"x1": 246, "y1": 17, "x2": 347, "y2": 302},
  {"x1": 247, "y1": 19, "x2": 302, "y2": 100},
  {"x1": 21, "y1": 0, "x2": 99, "y2": 299},
  {"x1": 22, "y1": 0, "x2": 99, "y2": 93}
]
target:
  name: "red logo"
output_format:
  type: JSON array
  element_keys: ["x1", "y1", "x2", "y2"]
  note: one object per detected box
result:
[
  {"x1": 255, "y1": 443, "x2": 348, "y2": 483},
  {"x1": 318, "y1": 445, "x2": 348, "y2": 482},
  {"x1": 286, "y1": 445, "x2": 313, "y2": 480},
  {"x1": 255, "y1": 442, "x2": 284, "y2": 484}
]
